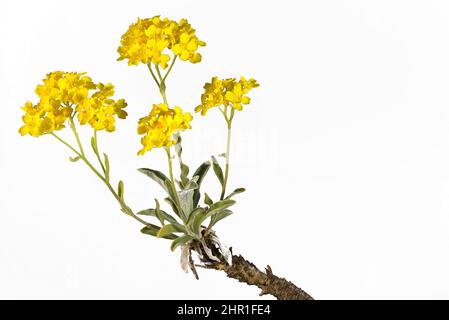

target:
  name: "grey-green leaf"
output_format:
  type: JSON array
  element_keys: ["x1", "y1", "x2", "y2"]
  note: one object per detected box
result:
[
  {"x1": 90, "y1": 136, "x2": 98, "y2": 154},
  {"x1": 210, "y1": 209, "x2": 234, "y2": 228},
  {"x1": 103, "y1": 153, "x2": 110, "y2": 181},
  {"x1": 192, "y1": 161, "x2": 211, "y2": 185},
  {"x1": 183, "y1": 179, "x2": 198, "y2": 191},
  {"x1": 174, "y1": 133, "x2": 182, "y2": 158},
  {"x1": 141, "y1": 225, "x2": 177, "y2": 240},
  {"x1": 178, "y1": 188, "x2": 195, "y2": 218},
  {"x1": 192, "y1": 161, "x2": 211, "y2": 208},
  {"x1": 204, "y1": 193, "x2": 213, "y2": 206},
  {"x1": 191, "y1": 209, "x2": 208, "y2": 235},
  {"x1": 180, "y1": 163, "x2": 190, "y2": 187},
  {"x1": 170, "y1": 235, "x2": 195, "y2": 251},
  {"x1": 211, "y1": 156, "x2": 224, "y2": 187},
  {"x1": 189, "y1": 200, "x2": 235, "y2": 236},
  {"x1": 117, "y1": 180, "x2": 124, "y2": 200},
  {"x1": 138, "y1": 168, "x2": 169, "y2": 192},
  {"x1": 164, "y1": 180, "x2": 178, "y2": 203},
  {"x1": 225, "y1": 187, "x2": 246, "y2": 199},
  {"x1": 157, "y1": 224, "x2": 179, "y2": 238},
  {"x1": 136, "y1": 207, "x2": 179, "y2": 225},
  {"x1": 187, "y1": 207, "x2": 206, "y2": 227},
  {"x1": 154, "y1": 199, "x2": 164, "y2": 225},
  {"x1": 207, "y1": 199, "x2": 236, "y2": 216},
  {"x1": 165, "y1": 197, "x2": 180, "y2": 217}
]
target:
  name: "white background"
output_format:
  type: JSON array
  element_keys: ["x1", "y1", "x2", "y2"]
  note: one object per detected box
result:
[{"x1": 1, "y1": 0, "x2": 449, "y2": 299}]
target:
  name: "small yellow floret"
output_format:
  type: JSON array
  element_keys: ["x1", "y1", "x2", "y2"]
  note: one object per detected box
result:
[
  {"x1": 137, "y1": 103, "x2": 192, "y2": 155},
  {"x1": 117, "y1": 16, "x2": 205, "y2": 68},
  {"x1": 195, "y1": 76, "x2": 259, "y2": 115},
  {"x1": 19, "y1": 72, "x2": 128, "y2": 137}
]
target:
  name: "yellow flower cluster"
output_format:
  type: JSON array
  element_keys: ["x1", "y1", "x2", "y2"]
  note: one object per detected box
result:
[
  {"x1": 19, "y1": 72, "x2": 128, "y2": 137},
  {"x1": 195, "y1": 76, "x2": 259, "y2": 115},
  {"x1": 117, "y1": 16, "x2": 205, "y2": 68},
  {"x1": 18, "y1": 101, "x2": 72, "y2": 137},
  {"x1": 76, "y1": 82, "x2": 128, "y2": 132},
  {"x1": 137, "y1": 103, "x2": 193, "y2": 155}
]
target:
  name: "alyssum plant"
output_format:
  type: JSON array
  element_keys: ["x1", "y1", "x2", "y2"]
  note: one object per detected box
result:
[{"x1": 19, "y1": 16, "x2": 312, "y2": 300}]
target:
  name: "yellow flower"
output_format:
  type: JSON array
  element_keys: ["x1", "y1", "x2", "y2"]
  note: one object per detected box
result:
[
  {"x1": 76, "y1": 83, "x2": 128, "y2": 132},
  {"x1": 19, "y1": 71, "x2": 128, "y2": 137},
  {"x1": 117, "y1": 16, "x2": 205, "y2": 68},
  {"x1": 195, "y1": 76, "x2": 259, "y2": 115},
  {"x1": 18, "y1": 101, "x2": 71, "y2": 137},
  {"x1": 137, "y1": 103, "x2": 192, "y2": 155},
  {"x1": 172, "y1": 19, "x2": 205, "y2": 63}
]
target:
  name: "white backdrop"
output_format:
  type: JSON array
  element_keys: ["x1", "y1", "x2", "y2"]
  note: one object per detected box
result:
[{"x1": 1, "y1": 0, "x2": 449, "y2": 299}]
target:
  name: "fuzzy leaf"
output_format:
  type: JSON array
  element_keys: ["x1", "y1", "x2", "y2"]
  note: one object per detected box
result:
[
  {"x1": 191, "y1": 209, "x2": 208, "y2": 236},
  {"x1": 178, "y1": 188, "x2": 195, "y2": 217},
  {"x1": 180, "y1": 244, "x2": 190, "y2": 273},
  {"x1": 165, "y1": 197, "x2": 180, "y2": 217},
  {"x1": 90, "y1": 136, "x2": 98, "y2": 154},
  {"x1": 103, "y1": 153, "x2": 110, "y2": 181},
  {"x1": 171, "y1": 235, "x2": 195, "y2": 251},
  {"x1": 180, "y1": 163, "x2": 190, "y2": 187},
  {"x1": 157, "y1": 224, "x2": 179, "y2": 238},
  {"x1": 183, "y1": 179, "x2": 198, "y2": 191},
  {"x1": 117, "y1": 180, "x2": 124, "y2": 200},
  {"x1": 137, "y1": 207, "x2": 179, "y2": 225},
  {"x1": 190, "y1": 200, "x2": 235, "y2": 235},
  {"x1": 211, "y1": 156, "x2": 224, "y2": 187},
  {"x1": 192, "y1": 161, "x2": 211, "y2": 208},
  {"x1": 174, "y1": 133, "x2": 182, "y2": 158},
  {"x1": 138, "y1": 168, "x2": 169, "y2": 192},
  {"x1": 164, "y1": 180, "x2": 178, "y2": 203},
  {"x1": 141, "y1": 225, "x2": 177, "y2": 240},
  {"x1": 210, "y1": 209, "x2": 234, "y2": 228},
  {"x1": 187, "y1": 207, "x2": 206, "y2": 227},
  {"x1": 204, "y1": 193, "x2": 213, "y2": 206},
  {"x1": 207, "y1": 199, "x2": 236, "y2": 216},
  {"x1": 225, "y1": 187, "x2": 246, "y2": 199},
  {"x1": 154, "y1": 199, "x2": 164, "y2": 225}
]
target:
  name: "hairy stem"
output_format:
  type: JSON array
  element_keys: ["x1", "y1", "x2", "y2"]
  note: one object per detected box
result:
[
  {"x1": 220, "y1": 122, "x2": 232, "y2": 200},
  {"x1": 165, "y1": 147, "x2": 186, "y2": 221},
  {"x1": 147, "y1": 63, "x2": 160, "y2": 88},
  {"x1": 93, "y1": 130, "x2": 107, "y2": 176},
  {"x1": 162, "y1": 56, "x2": 177, "y2": 83},
  {"x1": 69, "y1": 116, "x2": 85, "y2": 157},
  {"x1": 50, "y1": 132, "x2": 149, "y2": 227},
  {"x1": 160, "y1": 84, "x2": 168, "y2": 104}
]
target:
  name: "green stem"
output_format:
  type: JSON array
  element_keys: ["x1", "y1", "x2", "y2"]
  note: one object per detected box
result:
[
  {"x1": 155, "y1": 65, "x2": 163, "y2": 83},
  {"x1": 147, "y1": 59, "x2": 186, "y2": 220},
  {"x1": 162, "y1": 56, "x2": 177, "y2": 83},
  {"x1": 220, "y1": 121, "x2": 232, "y2": 200},
  {"x1": 69, "y1": 116, "x2": 85, "y2": 157},
  {"x1": 93, "y1": 130, "x2": 107, "y2": 176},
  {"x1": 155, "y1": 65, "x2": 169, "y2": 104},
  {"x1": 166, "y1": 148, "x2": 175, "y2": 184},
  {"x1": 160, "y1": 85, "x2": 168, "y2": 104},
  {"x1": 50, "y1": 132, "x2": 149, "y2": 227},
  {"x1": 50, "y1": 132, "x2": 80, "y2": 156},
  {"x1": 147, "y1": 63, "x2": 160, "y2": 88},
  {"x1": 165, "y1": 147, "x2": 186, "y2": 221},
  {"x1": 229, "y1": 107, "x2": 235, "y2": 122}
]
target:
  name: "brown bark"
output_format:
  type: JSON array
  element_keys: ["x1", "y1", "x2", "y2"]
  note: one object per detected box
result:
[
  {"x1": 208, "y1": 254, "x2": 314, "y2": 300},
  {"x1": 192, "y1": 233, "x2": 313, "y2": 300}
]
